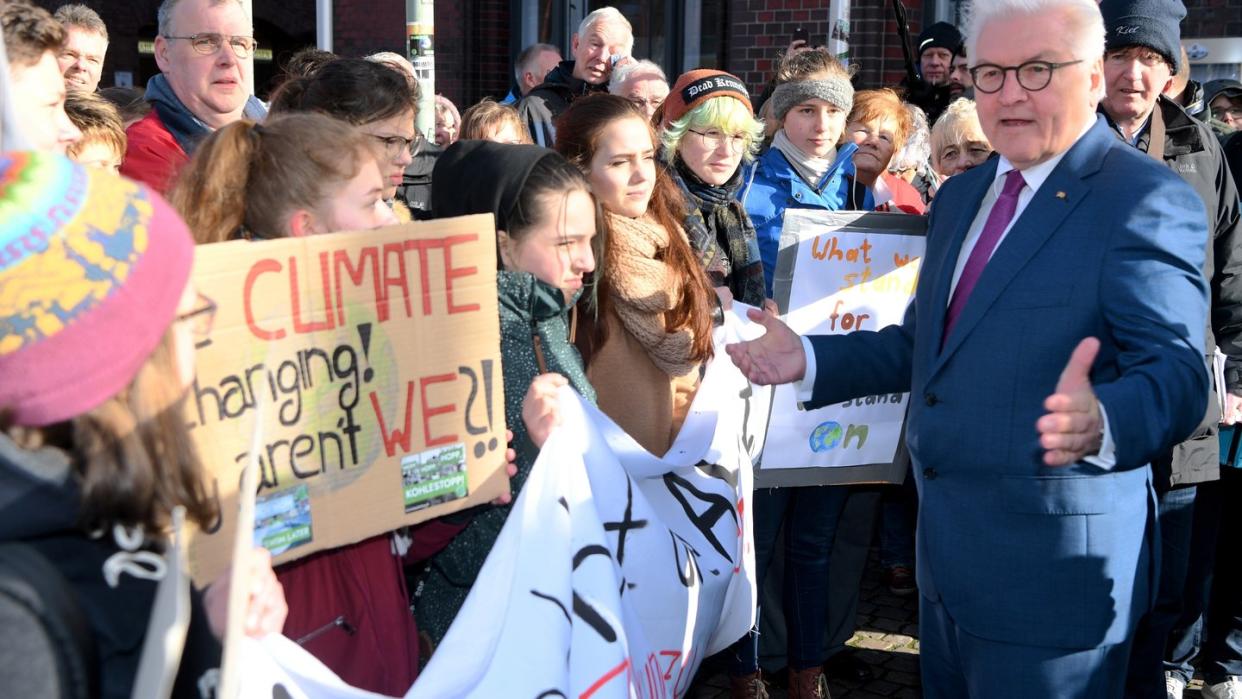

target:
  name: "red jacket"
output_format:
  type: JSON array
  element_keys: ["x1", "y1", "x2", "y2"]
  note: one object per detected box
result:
[
  {"x1": 275, "y1": 519, "x2": 467, "y2": 695},
  {"x1": 120, "y1": 111, "x2": 188, "y2": 195},
  {"x1": 878, "y1": 171, "x2": 928, "y2": 215}
]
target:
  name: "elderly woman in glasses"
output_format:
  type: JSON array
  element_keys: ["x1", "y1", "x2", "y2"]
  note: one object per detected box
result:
[{"x1": 659, "y1": 70, "x2": 768, "y2": 308}]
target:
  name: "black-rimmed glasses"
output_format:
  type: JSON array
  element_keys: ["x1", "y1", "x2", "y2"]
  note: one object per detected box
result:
[
  {"x1": 176, "y1": 293, "x2": 217, "y2": 345},
  {"x1": 969, "y1": 59, "x2": 1083, "y2": 94},
  {"x1": 368, "y1": 133, "x2": 417, "y2": 159},
  {"x1": 163, "y1": 33, "x2": 257, "y2": 59}
]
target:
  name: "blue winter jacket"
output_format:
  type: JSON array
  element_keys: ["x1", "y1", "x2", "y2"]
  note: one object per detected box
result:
[{"x1": 738, "y1": 142, "x2": 872, "y2": 296}]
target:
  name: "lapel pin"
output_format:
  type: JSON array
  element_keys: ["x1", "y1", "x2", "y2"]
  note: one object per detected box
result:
[{"x1": 1055, "y1": 191, "x2": 1067, "y2": 199}]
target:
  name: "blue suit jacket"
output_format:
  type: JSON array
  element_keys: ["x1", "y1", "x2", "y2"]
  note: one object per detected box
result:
[{"x1": 805, "y1": 118, "x2": 1210, "y2": 650}]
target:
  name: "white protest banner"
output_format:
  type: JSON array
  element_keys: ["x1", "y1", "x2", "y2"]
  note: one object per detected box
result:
[
  {"x1": 758, "y1": 210, "x2": 925, "y2": 487},
  {"x1": 231, "y1": 309, "x2": 770, "y2": 698}
]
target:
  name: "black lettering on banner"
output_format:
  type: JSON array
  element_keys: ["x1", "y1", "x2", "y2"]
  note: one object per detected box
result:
[
  {"x1": 694, "y1": 460, "x2": 738, "y2": 490},
  {"x1": 530, "y1": 589, "x2": 571, "y2": 624},
  {"x1": 663, "y1": 472, "x2": 737, "y2": 562},
  {"x1": 739, "y1": 383, "x2": 756, "y2": 454},
  {"x1": 572, "y1": 544, "x2": 611, "y2": 570},
  {"x1": 603, "y1": 479, "x2": 648, "y2": 565},
  {"x1": 572, "y1": 592, "x2": 618, "y2": 643},
  {"x1": 534, "y1": 545, "x2": 621, "y2": 643},
  {"x1": 535, "y1": 692, "x2": 568, "y2": 698},
  {"x1": 670, "y1": 531, "x2": 703, "y2": 588},
  {"x1": 571, "y1": 546, "x2": 619, "y2": 641}
]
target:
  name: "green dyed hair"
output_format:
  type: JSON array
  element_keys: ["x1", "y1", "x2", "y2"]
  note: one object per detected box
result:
[{"x1": 660, "y1": 96, "x2": 765, "y2": 164}]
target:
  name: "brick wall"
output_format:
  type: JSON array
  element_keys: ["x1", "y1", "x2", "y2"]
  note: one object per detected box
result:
[
  {"x1": 332, "y1": 0, "x2": 510, "y2": 112},
  {"x1": 721, "y1": 0, "x2": 928, "y2": 101},
  {"x1": 723, "y1": 0, "x2": 834, "y2": 99},
  {"x1": 1182, "y1": 0, "x2": 1242, "y2": 37},
  {"x1": 332, "y1": 0, "x2": 404, "y2": 58}
]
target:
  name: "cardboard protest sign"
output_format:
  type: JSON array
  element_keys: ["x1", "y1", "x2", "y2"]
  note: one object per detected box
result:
[
  {"x1": 758, "y1": 210, "x2": 925, "y2": 488},
  {"x1": 186, "y1": 215, "x2": 507, "y2": 584},
  {"x1": 231, "y1": 309, "x2": 768, "y2": 699}
]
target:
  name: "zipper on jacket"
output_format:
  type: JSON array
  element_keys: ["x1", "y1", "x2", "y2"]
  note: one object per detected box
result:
[{"x1": 296, "y1": 615, "x2": 357, "y2": 645}]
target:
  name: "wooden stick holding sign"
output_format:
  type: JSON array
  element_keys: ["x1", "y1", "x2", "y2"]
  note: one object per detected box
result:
[
  {"x1": 129, "y1": 507, "x2": 191, "y2": 699},
  {"x1": 217, "y1": 398, "x2": 265, "y2": 699}
]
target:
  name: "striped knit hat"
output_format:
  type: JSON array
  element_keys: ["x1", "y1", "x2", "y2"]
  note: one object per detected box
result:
[{"x1": 0, "y1": 152, "x2": 194, "y2": 426}]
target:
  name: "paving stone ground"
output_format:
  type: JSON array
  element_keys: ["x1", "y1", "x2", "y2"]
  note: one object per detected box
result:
[{"x1": 689, "y1": 549, "x2": 1211, "y2": 698}]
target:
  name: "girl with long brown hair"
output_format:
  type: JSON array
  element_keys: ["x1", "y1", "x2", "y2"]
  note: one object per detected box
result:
[{"x1": 555, "y1": 93, "x2": 718, "y2": 457}]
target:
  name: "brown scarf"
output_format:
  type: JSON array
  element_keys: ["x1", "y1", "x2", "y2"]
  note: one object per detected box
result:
[{"x1": 605, "y1": 212, "x2": 698, "y2": 377}]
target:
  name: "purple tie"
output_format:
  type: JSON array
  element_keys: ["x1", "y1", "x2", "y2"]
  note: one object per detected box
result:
[{"x1": 943, "y1": 169, "x2": 1026, "y2": 345}]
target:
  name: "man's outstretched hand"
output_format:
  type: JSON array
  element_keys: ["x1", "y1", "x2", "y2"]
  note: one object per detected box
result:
[
  {"x1": 725, "y1": 307, "x2": 807, "y2": 386},
  {"x1": 1037, "y1": 337, "x2": 1104, "y2": 466}
]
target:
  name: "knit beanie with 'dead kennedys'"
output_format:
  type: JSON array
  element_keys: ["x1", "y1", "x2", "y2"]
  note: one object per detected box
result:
[
  {"x1": 662, "y1": 70, "x2": 752, "y2": 128},
  {"x1": 0, "y1": 152, "x2": 194, "y2": 427},
  {"x1": 1099, "y1": 0, "x2": 1186, "y2": 72}
]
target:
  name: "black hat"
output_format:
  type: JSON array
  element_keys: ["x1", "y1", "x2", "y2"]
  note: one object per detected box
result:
[
  {"x1": 916, "y1": 22, "x2": 963, "y2": 58},
  {"x1": 431, "y1": 141, "x2": 561, "y2": 228},
  {"x1": 1204, "y1": 79, "x2": 1242, "y2": 106},
  {"x1": 1099, "y1": 0, "x2": 1186, "y2": 72}
]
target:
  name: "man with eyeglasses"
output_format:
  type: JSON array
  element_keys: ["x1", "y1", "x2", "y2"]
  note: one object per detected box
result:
[
  {"x1": 725, "y1": 0, "x2": 1211, "y2": 694},
  {"x1": 608, "y1": 59, "x2": 668, "y2": 122},
  {"x1": 1093, "y1": 4, "x2": 1242, "y2": 697},
  {"x1": 120, "y1": 0, "x2": 266, "y2": 194},
  {"x1": 1205, "y1": 80, "x2": 1242, "y2": 133}
]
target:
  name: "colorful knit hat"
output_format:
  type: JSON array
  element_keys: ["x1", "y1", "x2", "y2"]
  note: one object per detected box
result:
[
  {"x1": 0, "y1": 152, "x2": 195, "y2": 427},
  {"x1": 662, "y1": 70, "x2": 752, "y2": 128}
]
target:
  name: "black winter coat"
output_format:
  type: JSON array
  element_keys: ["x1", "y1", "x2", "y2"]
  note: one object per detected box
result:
[
  {"x1": 1104, "y1": 98, "x2": 1242, "y2": 488},
  {"x1": 516, "y1": 60, "x2": 608, "y2": 148}
]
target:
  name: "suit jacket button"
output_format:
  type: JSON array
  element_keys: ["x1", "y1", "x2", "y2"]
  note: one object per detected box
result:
[
  {"x1": 924, "y1": 392, "x2": 938, "y2": 406},
  {"x1": 923, "y1": 467, "x2": 938, "y2": 479}
]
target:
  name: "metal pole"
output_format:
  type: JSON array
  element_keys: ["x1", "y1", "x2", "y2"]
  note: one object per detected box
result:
[
  {"x1": 406, "y1": 0, "x2": 436, "y2": 142},
  {"x1": 828, "y1": 0, "x2": 851, "y2": 68},
  {"x1": 240, "y1": 0, "x2": 254, "y2": 96},
  {"x1": 317, "y1": 0, "x2": 334, "y2": 52}
]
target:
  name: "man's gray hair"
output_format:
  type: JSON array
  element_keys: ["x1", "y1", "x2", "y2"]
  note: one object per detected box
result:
[
  {"x1": 965, "y1": 0, "x2": 1104, "y2": 66},
  {"x1": 576, "y1": 6, "x2": 634, "y2": 55},
  {"x1": 514, "y1": 42, "x2": 559, "y2": 83},
  {"x1": 53, "y1": 4, "x2": 108, "y2": 41},
  {"x1": 608, "y1": 58, "x2": 666, "y2": 94},
  {"x1": 157, "y1": 0, "x2": 248, "y2": 37}
]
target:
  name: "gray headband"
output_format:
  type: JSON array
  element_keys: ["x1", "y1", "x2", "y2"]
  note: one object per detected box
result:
[{"x1": 771, "y1": 78, "x2": 854, "y2": 120}]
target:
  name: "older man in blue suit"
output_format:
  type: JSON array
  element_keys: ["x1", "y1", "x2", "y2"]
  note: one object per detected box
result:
[{"x1": 727, "y1": 0, "x2": 1210, "y2": 695}]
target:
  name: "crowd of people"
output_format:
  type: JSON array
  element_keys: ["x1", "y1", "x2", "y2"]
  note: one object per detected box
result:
[{"x1": 1, "y1": 0, "x2": 1241, "y2": 697}]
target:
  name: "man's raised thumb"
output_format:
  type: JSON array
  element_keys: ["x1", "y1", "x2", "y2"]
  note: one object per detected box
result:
[{"x1": 1055, "y1": 337, "x2": 1100, "y2": 394}]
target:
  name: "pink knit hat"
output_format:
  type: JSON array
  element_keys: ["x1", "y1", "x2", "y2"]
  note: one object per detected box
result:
[{"x1": 0, "y1": 152, "x2": 195, "y2": 427}]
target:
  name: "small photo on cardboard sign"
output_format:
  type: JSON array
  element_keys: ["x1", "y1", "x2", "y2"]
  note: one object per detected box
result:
[
  {"x1": 402, "y1": 442, "x2": 469, "y2": 512},
  {"x1": 254, "y1": 484, "x2": 313, "y2": 555}
]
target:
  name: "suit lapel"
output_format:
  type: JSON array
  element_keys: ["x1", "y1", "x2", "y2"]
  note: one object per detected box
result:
[
  {"x1": 922, "y1": 162, "x2": 995, "y2": 367},
  {"x1": 930, "y1": 119, "x2": 1112, "y2": 375}
]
